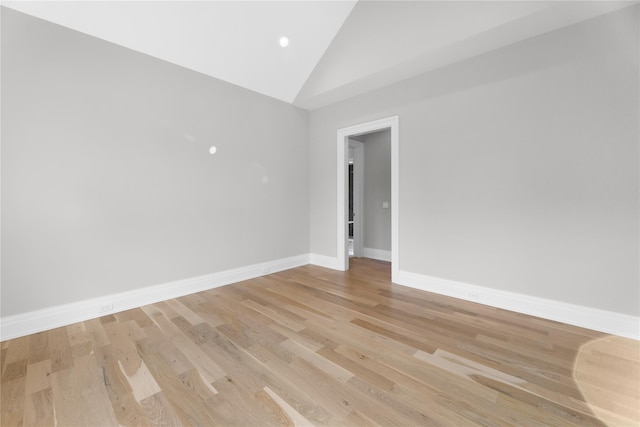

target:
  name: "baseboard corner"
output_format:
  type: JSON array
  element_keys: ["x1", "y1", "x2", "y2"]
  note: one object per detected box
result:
[
  {"x1": 309, "y1": 253, "x2": 343, "y2": 270},
  {"x1": 363, "y1": 247, "x2": 392, "y2": 262}
]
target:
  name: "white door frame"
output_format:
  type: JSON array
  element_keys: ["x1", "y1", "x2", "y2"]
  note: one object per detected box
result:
[
  {"x1": 348, "y1": 139, "x2": 364, "y2": 257},
  {"x1": 337, "y1": 116, "x2": 399, "y2": 282}
]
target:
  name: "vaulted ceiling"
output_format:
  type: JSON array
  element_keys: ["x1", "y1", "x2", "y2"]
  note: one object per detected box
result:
[{"x1": 2, "y1": 1, "x2": 636, "y2": 110}]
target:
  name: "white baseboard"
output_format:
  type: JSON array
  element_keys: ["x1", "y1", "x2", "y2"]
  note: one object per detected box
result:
[
  {"x1": 3, "y1": 255, "x2": 637, "y2": 341},
  {"x1": 0, "y1": 254, "x2": 310, "y2": 341},
  {"x1": 396, "y1": 270, "x2": 639, "y2": 340},
  {"x1": 309, "y1": 253, "x2": 343, "y2": 270},
  {"x1": 363, "y1": 247, "x2": 392, "y2": 262}
]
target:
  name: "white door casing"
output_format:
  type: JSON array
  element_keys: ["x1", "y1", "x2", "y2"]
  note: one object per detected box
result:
[{"x1": 336, "y1": 116, "x2": 399, "y2": 281}]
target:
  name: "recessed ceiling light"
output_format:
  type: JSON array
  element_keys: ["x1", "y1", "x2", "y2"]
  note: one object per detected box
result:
[
  {"x1": 279, "y1": 36, "x2": 289, "y2": 48},
  {"x1": 209, "y1": 146, "x2": 217, "y2": 155}
]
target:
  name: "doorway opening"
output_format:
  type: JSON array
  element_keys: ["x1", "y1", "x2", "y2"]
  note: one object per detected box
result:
[
  {"x1": 349, "y1": 162, "x2": 354, "y2": 257},
  {"x1": 348, "y1": 139, "x2": 363, "y2": 258},
  {"x1": 336, "y1": 116, "x2": 399, "y2": 282}
]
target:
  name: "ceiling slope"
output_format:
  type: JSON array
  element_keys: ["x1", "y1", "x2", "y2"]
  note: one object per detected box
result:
[{"x1": 293, "y1": 0, "x2": 637, "y2": 109}]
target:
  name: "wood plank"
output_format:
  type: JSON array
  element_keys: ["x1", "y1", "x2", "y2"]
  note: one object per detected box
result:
[
  {"x1": 66, "y1": 322, "x2": 93, "y2": 357},
  {"x1": 2, "y1": 336, "x2": 28, "y2": 378},
  {"x1": 24, "y1": 359, "x2": 52, "y2": 395},
  {"x1": 50, "y1": 355, "x2": 119, "y2": 427},
  {"x1": 280, "y1": 338, "x2": 354, "y2": 383},
  {"x1": 1, "y1": 377, "x2": 26, "y2": 426},
  {"x1": 110, "y1": 392, "x2": 153, "y2": 427},
  {"x1": 134, "y1": 338, "x2": 220, "y2": 426},
  {"x1": 1, "y1": 359, "x2": 27, "y2": 384},
  {"x1": 139, "y1": 392, "x2": 183, "y2": 426},
  {"x1": 27, "y1": 331, "x2": 50, "y2": 365},
  {"x1": 28, "y1": 388, "x2": 55, "y2": 426},
  {"x1": 258, "y1": 386, "x2": 315, "y2": 426},
  {"x1": 99, "y1": 343, "x2": 134, "y2": 403},
  {"x1": 47, "y1": 327, "x2": 74, "y2": 372},
  {"x1": 114, "y1": 307, "x2": 154, "y2": 329},
  {"x1": 164, "y1": 299, "x2": 207, "y2": 326}
]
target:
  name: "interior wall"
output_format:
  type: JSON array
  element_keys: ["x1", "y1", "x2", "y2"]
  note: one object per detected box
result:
[
  {"x1": 309, "y1": 6, "x2": 639, "y2": 316},
  {"x1": 362, "y1": 130, "x2": 391, "y2": 252},
  {"x1": 1, "y1": 8, "x2": 310, "y2": 317}
]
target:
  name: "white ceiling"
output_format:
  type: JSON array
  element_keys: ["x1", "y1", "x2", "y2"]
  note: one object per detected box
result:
[
  {"x1": 1, "y1": 0, "x2": 357, "y2": 104},
  {"x1": 2, "y1": 1, "x2": 637, "y2": 110}
]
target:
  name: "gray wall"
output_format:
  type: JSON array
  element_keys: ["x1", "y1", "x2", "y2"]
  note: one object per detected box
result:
[
  {"x1": 309, "y1": 6, "x2": 639, "y2": 316},
  {"x1": 1, "y1": 8, "x2": 309, "y2": 317},
  {"x1": 362, "y1": 130, "x2": 391, "y2": 251}
]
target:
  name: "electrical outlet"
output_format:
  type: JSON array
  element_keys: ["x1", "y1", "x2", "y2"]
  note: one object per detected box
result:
[
  {"x1": 262, "y1": 266, "x2": 270, "y2": 274},
  {"x1": 99, "y1": 303, "x2": 114, "y2": 313},
  {"x1": 468, "y1": 292, "x2": 479, "y2": 301}
]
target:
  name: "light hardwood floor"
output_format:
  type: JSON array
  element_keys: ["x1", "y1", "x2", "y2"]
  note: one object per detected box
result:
[{"x1": 2, "y1": 258, "x2": 639, "y2": 426}]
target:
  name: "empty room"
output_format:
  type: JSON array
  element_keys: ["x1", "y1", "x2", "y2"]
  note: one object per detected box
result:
[{"x1": 1, "y1": 1, "x2": 639, "y2": 426}]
